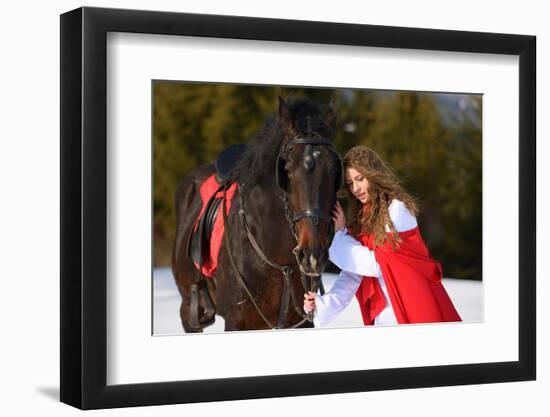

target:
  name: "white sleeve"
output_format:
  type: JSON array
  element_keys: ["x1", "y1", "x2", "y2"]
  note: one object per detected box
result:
[
  {"x1": 329, "y1": 229, "x2": 382, "y2": 277},
  {"x1": 388, "y1": 199, "x2": 417, "y2": 232},
  {"x1": 313, "y1": 270, "x2": 363, "y2": 327}
]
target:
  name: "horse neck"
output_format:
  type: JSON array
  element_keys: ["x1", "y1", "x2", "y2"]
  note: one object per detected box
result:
[{"x1": 240, "y1": 181, "x2": 297, "y2": 261}]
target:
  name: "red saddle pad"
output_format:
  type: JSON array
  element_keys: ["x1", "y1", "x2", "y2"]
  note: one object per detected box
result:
[{"x1": 192, "y1": 174, "x2": 238, "y2": 277}]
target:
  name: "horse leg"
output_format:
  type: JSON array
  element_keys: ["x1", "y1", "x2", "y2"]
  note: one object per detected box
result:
[{"x1": 223, "y1": 317, "x2": 241, "y2": 332}]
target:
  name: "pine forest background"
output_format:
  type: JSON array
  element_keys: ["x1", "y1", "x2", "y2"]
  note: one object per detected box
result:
[{"x1": 153, "y1": 82, "x2": 482, "y2": 280}]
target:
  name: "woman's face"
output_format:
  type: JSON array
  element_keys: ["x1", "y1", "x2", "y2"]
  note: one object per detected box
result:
[{"x1": 345, "y1": 167, "x2": 369, "y2": 203}]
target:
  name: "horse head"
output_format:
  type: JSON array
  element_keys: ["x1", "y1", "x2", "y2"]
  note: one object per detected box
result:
[{"x1": 276, "y1": 97, "x2": 343, "y2": 277}]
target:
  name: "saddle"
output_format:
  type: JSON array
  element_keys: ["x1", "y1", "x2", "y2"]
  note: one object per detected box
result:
[
  {"x1": 188, "y1": 144, "x2": 246, "y2": 278},
  {"x1": 189, "y1": 188, "x2": 223, "y2": 274},
  {"x1": 185, "y1": 144, "x2": 246, "y2": 331}
]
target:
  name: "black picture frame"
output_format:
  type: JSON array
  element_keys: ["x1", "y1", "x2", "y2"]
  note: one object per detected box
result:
[{"x1": 60, "y1": 6, "x2": 536, "y2": 410}]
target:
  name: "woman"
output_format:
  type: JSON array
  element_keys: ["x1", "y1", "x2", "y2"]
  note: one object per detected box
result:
[{"x1": 304, "y1": 146, "x2": 461, "y2": 326}]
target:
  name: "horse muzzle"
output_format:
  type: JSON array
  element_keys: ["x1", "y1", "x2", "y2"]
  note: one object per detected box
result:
[{"x1": 293, "y1": 246, "x2": 328, "y2": 277}]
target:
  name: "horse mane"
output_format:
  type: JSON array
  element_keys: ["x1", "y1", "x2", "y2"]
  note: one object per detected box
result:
[{"x1": 230, "y1": 98, "x2": 327, "y2": 187}]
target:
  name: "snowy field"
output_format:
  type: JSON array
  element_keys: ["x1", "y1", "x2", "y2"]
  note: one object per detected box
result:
[{"x1": 153, "y1": 267, "x2": 482, "y2": 335}]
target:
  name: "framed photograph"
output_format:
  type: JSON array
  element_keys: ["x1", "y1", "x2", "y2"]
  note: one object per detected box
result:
[{"x1": 60, "y1": 6, "x2": 536, "y2": 410}]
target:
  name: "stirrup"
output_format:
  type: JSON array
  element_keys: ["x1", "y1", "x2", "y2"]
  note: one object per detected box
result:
[
  {"x1": 199, "y1": 281, "x2": 216, "y2": 324},
  {"x1": 189, "y1": 284, "x2": 202, "y2": 331}
]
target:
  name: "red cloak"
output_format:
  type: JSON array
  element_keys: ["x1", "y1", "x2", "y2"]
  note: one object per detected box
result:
[{"x1": 354, "y1": 227, "x2": 461, "y2": 325}]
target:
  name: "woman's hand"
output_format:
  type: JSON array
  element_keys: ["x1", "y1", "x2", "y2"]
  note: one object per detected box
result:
[
  {"x1": 304, "y1": 291, "x2": 317, "y2": 313},
  {"x1": 332, "y1": 201, "x2": 346, "y2": 233}
]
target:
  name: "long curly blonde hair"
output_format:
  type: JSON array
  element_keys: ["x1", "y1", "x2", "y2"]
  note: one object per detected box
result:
[{"x1": 343, "y1": 146, "x2": 418, "y2": 248}]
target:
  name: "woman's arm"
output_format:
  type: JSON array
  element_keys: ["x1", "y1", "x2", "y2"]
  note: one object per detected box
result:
[
  {"x1": 329, "y1": 229, "x2": 382, "y2": 277},
  {"x1": 329, "y1": 201, "x2": 382, "y2": 277},
  {"x1": 308, "y1": 270, "x2": 364, "y2": 327},
  {"x1": 329, "y1": 199, "x2": 417, "y2": 276}
]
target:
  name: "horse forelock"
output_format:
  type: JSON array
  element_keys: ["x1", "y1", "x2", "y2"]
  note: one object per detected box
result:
[{"x1": 287, "y1": 99, "x2": 326, "y2": 136}]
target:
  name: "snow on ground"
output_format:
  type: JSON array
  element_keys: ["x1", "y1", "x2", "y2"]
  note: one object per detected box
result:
[{"x1": 153, "y1": 267, "x2": 482, "y2": 335}]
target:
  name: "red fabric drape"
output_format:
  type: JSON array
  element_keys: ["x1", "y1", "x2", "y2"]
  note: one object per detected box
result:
[{"x1": 354, "y1": 227, "x2": 461, "y2": 325}]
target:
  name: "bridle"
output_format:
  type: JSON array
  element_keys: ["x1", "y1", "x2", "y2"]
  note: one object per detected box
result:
[
  {"x1": 276, "y1": 133, "x2": 344, "y2": 244},
  {"x1": 221, "y1": 127, "x2": 344, "y2": 330}
]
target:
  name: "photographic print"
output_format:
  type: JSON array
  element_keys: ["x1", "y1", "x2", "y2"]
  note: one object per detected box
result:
[
  {"x1": 153, "y1": 82, "x2": 483, "y2": 335},
  {"x1": 61, "y1": 7, "x2": 535, "y2": 408}
]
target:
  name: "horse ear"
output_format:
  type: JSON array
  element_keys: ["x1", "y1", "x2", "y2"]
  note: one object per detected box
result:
[
  {"x1": 278, "y1": 96, "x2": 293, "y2": 138},
  {"x1": 325, "y1": 100, "x2": 337, "y2": 137}
]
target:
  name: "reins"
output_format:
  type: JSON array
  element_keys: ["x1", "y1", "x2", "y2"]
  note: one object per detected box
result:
[{"x1": 221, "y1": 183, "x2": 310, "y2": 329}]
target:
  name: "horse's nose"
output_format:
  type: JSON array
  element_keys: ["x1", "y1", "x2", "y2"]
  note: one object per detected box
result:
[{"x1": 295, "y1": 247, "x2": 328, "y2": 276}]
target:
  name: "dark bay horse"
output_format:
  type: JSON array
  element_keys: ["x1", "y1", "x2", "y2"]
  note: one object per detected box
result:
[{"x1": 171, "y1": 97, "x2": 343, "y2": 332}]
